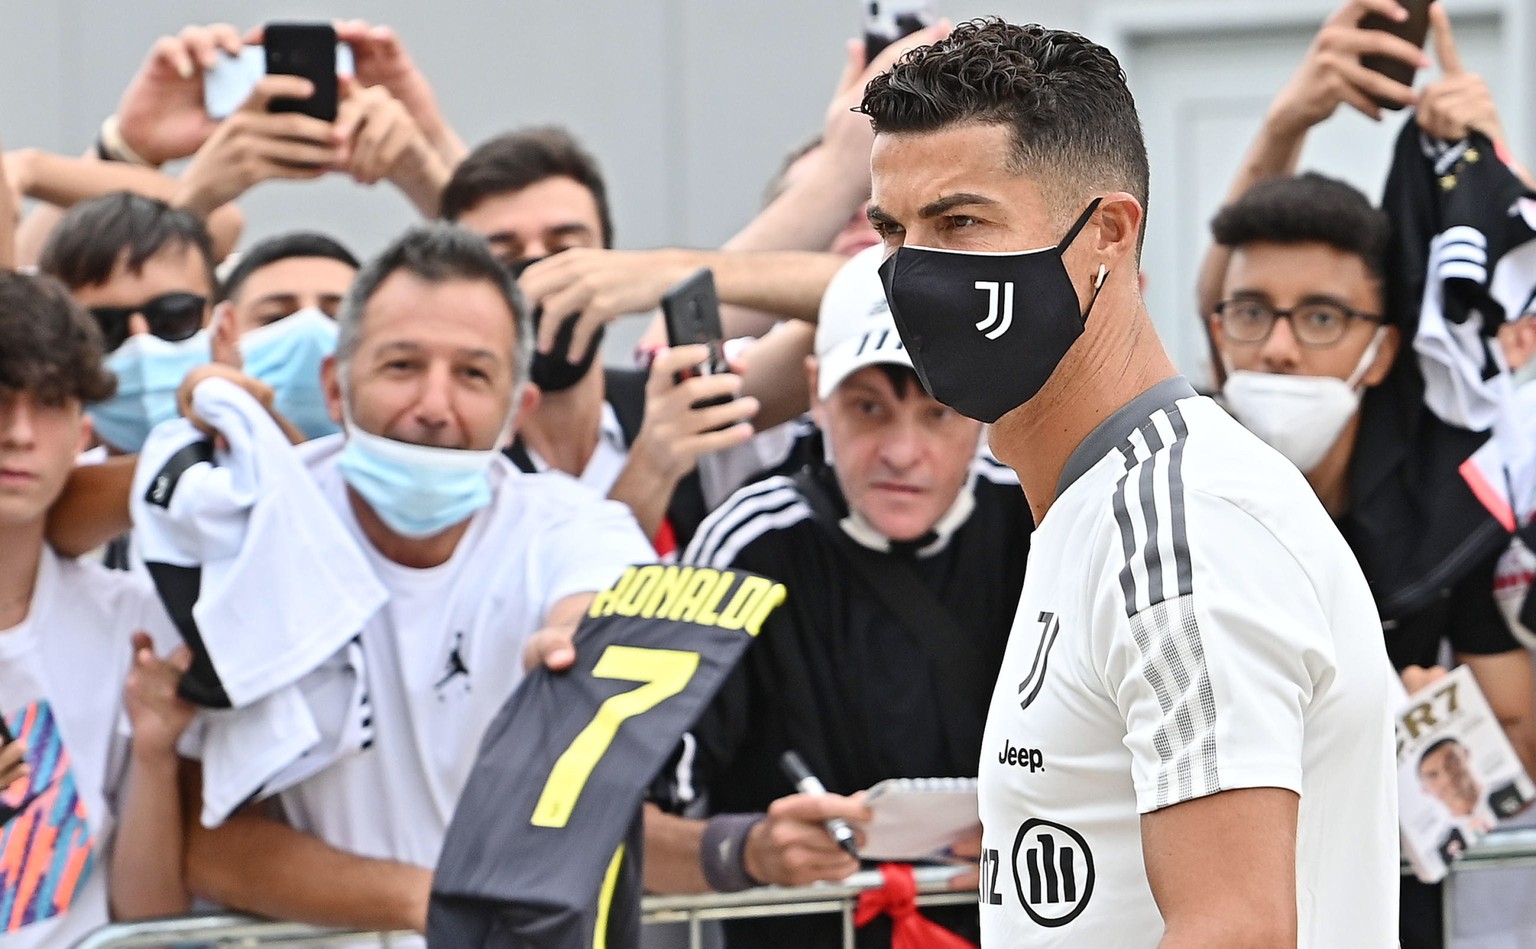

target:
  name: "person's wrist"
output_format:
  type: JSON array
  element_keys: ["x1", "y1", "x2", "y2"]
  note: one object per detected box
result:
[
  {"x1": 170, "y1": 176, "x2": 221, "y2": 220},
  {"x1": 97, "y1": 115, "x2": 162, "y2": 168},
  {"x1": 128, "y1": 736, "x2": 182, "y2": 768},
  {"x1": 702, "y1": 813, "x2": 766, "y2": 892},
  {"x1": 628, "y1": 434, "x2": 690, "y2": 489},
  {"x1": 5, "y1": 148, "x2": 39, "y2": 197}
]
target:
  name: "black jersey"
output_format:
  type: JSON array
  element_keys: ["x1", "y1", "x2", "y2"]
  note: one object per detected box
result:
[
  {"x1": 429, "y1": 565, "x2": 786, "y2": 948},
  {"x1": 657, "y1": 457, "x2": 1031, "y2": 949}
]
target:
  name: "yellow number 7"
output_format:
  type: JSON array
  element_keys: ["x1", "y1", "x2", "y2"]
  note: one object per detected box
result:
[{"x1": 531, "y1": 645, "x2": 701, "y2": 828}]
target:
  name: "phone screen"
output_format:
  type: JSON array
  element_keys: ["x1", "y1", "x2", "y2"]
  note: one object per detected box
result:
[{"x1": 1359, "y1": 0, "x2": 1435, "y2": 110}]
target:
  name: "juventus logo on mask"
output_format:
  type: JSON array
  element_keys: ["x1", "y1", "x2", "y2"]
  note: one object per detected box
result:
[
  {"x1": 877, "y1": 198, "x2": 1107, "y2": 424},
  {"x1": 975, "y1": 281, "x2": 1016, "y2": 340}
]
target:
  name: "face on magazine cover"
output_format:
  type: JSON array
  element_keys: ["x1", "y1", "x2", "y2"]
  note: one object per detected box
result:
[{"x1": 1419, "y1": 739, "x2": 1483, "y2": 817}]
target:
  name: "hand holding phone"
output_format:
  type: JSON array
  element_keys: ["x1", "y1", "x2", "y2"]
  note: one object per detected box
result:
[
  {"x1": 203, "y1": 24, "x2": 354, "y2": 120},
  {"x1": 1359, "y1": 0, "x2": 1434, "y2": 111},
  {"x1": 662, "y1": 269, "x2": 731, "y2": 395}
]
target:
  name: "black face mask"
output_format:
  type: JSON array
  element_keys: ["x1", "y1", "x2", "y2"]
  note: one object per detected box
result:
[
  {"x1": 877, "y1": 199, "x2": 1107, "y2": 424},
  {"x1": 508, "y1": 257, "x2": 604, "y2": 394}
]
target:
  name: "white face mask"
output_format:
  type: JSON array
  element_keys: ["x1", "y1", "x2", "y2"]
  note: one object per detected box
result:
[{"x1": 1222, "y1": 328, "x2": 1387, "y2": 474}]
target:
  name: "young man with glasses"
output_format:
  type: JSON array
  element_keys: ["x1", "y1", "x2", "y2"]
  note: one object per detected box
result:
[
  {"x1": 1209, "y1": 170, "x2": 1535, "y2": 949},
  {"x1": 1209, "y1": 173, "x2": 1399, "y2": 509}
]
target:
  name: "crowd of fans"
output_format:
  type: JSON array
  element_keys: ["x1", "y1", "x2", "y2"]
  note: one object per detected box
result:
[{"x1": 0, "y1": 1, "x2": 1533, "y2": 947}]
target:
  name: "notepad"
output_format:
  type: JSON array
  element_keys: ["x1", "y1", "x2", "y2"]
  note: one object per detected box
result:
[{"x1": 860, "y1": 777, "x2": 979, "y2": 862}]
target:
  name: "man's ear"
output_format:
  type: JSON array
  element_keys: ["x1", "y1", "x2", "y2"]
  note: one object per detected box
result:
[
  {"x1": 210, "y1": 301, "x2": 242, "y2": 369},
  {"x1": 76, "y1": 412, "x2": 93, "y2": 456},
  {"x1": 805, "y1": 356, "x2": 825, "y2": 429},
  {"x1": 1361, "y1": 326, "x2": 1401, "y2": 388},
  {"x1": 322, "y1": 355, "x2": 344, "y2": 426},
  {"x1": 1089, "y1": 191, "x2": 1144, "y2": 274},
  {"x1": 513, "y1": 383, "x2": 542, "y2": 437}
]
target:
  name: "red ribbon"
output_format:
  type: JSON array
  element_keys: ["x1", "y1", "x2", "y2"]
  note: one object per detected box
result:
[{"x1": 854, "y1": 863, "x2": 977, "y2": 949}]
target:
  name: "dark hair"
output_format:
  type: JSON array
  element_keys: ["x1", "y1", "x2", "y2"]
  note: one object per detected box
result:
[
  {"x1": 217, "y1": 231, "x2": 360, "y2": 304},
  {"x1": 858, "y1": 18, "x2": 1150, "y2": 238},
  {"x1": 336, "y1": 224, "x2": 533, "y2": 387},
  {"x1": 1418, "y1": 737, "x2": 1465, "y2": 772},
  {"x1": 1210, "y1": 173, "x2": 1392, "y2": 283},
  {"x1": 0, "y1": 270, "x2": 117, "y2": 405},
  {"x1": 439, "y1": 127, "x2": 614, "y2": 247},
  {"x1": 876, "y1": 363, "x2": 922, "y2": 399},
  {"x1": 38, "y1": 192, "x2": 217, "y2": 292}
]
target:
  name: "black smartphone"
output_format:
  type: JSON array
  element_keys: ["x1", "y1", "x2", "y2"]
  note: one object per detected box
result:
[
  {"x1": 264, "y1": 22, "x2": 339, "y2": 122},
  {"x1": 0, "y1": 713, "x2": 11, "y2": 745},
  {"x1": 864, "y1": 0, "x2": 934, "y2": 63},
  {"x1": 1359, "y1": 0, "x2": 1434, "y2": 111},
  {"x1": 662, "y1": 268, "x2": 733, "y2": 410}
]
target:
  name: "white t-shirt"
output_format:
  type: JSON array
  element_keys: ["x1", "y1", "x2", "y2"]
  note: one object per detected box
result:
[
  {"x1": 275, "y1": 440, "x2": 653, "y2": 870},
  {"x1": 977, "y1": 378, "x2": 1398, "y2": 948},
  {"x1": 0, "y1": 548, "x2": 175, "y2": 949}
]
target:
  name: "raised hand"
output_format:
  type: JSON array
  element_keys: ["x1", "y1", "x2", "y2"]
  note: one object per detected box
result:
[
  {"x1": 334, "y1": 78, "x2": 450, "y2": 215},
  {"x1": 122, "y1": 632, "x2": 197, "y2": 759},
  {"x1": 1267, "y1": 0, "x2": 1428, "y2": 132},
  {"x1": 116, "y1": 24, "x2": 245, "y2": 165},
  {"x1": 171, "y1": 75, "x2": 341, "y2": 217},
  {"x1": 1416, "y1": 4, "x2": 1504, "y2": 144}
]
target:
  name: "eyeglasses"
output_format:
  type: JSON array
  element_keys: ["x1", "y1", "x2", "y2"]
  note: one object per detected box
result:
[
  {"x1": 1215, "y1": 298, "x2": 1382, "y2": 349},
  {"x1": 88, "y1": 292, "x2": 207, "y2": 353}
]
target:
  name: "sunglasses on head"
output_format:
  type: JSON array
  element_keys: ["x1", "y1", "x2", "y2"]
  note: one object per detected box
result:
[{"x1": 89, "y1": 292, "x2": 207, "y2": 353}]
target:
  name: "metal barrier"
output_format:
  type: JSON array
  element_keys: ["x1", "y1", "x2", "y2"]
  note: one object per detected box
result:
[
  {"x1": 1431, "y1": 827, "x2": 1536, "y2": 938},
  {"x1": 75, "y1": 833, "x2": 1536, "y2": 949},
  {"x1": 74, "y1": 866, "x2": 975, "y2": 949}
]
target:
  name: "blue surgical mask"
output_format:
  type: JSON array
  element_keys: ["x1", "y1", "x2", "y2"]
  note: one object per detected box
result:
[
  {"x1": 239, "y1": 308, "x2": 341, "y2": 439},
  {"x1": 336, "y1": 420, "x2": 501, "y2": 539},
  {"x1": 91, "y1": 330, "x2": 212, "y2": 452}
]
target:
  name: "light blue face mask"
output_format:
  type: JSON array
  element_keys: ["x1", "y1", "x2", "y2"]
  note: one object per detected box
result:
[
  {"x1": 336, "y1": 416, "x2": 503, "y2": 539},
  {"x1": 239, "y1": 307, "x2": 341, "y2": 439},
  {"x1": 91, "y1": 330, "x2": 212, "y2": 452}
]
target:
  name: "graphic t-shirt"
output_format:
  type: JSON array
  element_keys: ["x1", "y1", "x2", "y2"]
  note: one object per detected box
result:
[{"x1": 0, "y1": 549, "x2": 175, "y2": 949}]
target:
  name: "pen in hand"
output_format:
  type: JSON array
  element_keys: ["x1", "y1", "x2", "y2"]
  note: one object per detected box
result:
[{"x1": 779, "y1": 750, "x2": 860, "y2": 860}]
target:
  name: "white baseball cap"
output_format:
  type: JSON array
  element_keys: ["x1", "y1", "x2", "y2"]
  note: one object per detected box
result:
[{"x1": 815, "y1": 245, "x2": 914, "y2": 400}]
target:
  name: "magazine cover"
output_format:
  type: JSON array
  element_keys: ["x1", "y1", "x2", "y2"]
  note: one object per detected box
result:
[{"x1": 1397, "y1": 665, "x2": 1536, "y2": 883}]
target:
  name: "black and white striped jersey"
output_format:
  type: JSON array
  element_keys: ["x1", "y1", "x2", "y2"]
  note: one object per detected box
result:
[{"x1": 977, "y1": 377, "x2": 1398, "y2": 948}]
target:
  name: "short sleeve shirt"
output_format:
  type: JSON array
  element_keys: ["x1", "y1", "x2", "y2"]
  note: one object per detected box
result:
[{"x1": 977, "y1": 378, "x2": 1399, "y2": 948}]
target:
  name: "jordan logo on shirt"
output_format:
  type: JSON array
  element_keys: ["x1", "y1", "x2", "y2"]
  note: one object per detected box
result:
[
  {"x1": 0, "y1": 701, "x2": 96, "y2": 932},
  {"x1": 436, "y1": 631, "x2": 471, "y2": 696}
]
